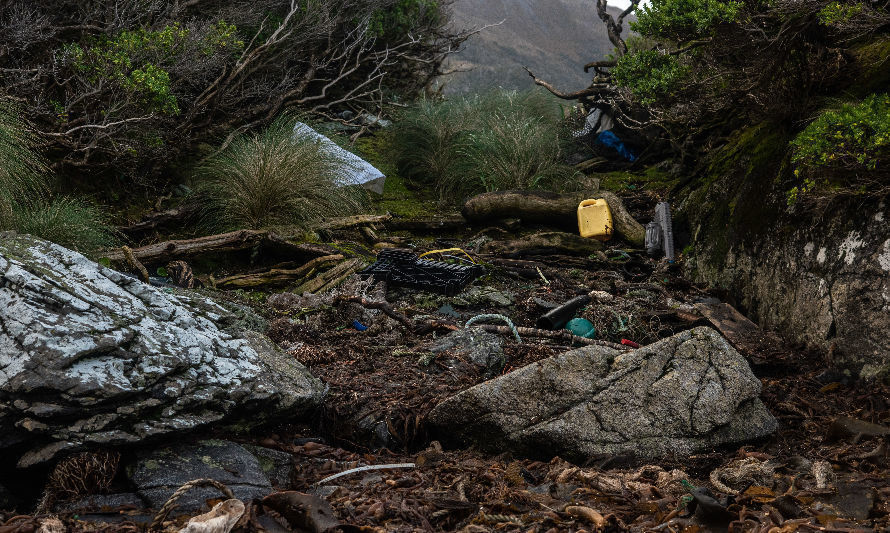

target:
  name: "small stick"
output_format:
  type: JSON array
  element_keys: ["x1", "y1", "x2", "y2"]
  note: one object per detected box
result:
[
  {"x1": 473, "y1": 324, "x2": 629, "y2": 350},
  {"x1": 121, "y1": 245, "x2": 150, "y2": 283}
]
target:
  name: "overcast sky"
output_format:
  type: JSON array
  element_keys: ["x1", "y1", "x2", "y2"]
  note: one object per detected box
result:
[{"x1": 608, "y1": 0, "x2": 649, "y2": 10}]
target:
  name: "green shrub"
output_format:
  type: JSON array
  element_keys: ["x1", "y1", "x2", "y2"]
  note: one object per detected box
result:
[
  {"x1": 62, "y1": 22, "x2": 243, "y2": 116},
  {"x1": 818, "y1": 2, "x2": 864, "y2": 25},
  {"x1": 788, "y1": 93, "x2": 890, "y2": 202},
  {"x1": 10, "y1": 197, "x2": 120, "y2": 253},
  {"x1": 370, "y1": 0, "x2": 443, "y2": 38},
  {"x1": 197, "y1": 116, "x2": 369, "y2": 230},
  {"x1": 791, "y1": 93, "x2": 890, "y2": 171},
  {"x1": 390, "y1": 89, "x2": 577, "y2": 201},
  {"x1": 632, "y1": 0, "x2": 742, "y2": 40},
  {"x1": 612, "y1": 50, "x2": 689, "y2": 105}
]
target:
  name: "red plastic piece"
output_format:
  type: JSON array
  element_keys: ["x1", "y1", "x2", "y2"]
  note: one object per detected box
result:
[{"x1": 621, "y1": 339, "x2": 641, "y2": 348}]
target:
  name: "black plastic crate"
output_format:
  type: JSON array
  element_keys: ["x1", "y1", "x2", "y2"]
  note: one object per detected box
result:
[{"x1": 360, "y1": 249, "x2": 485, "y2": 296}]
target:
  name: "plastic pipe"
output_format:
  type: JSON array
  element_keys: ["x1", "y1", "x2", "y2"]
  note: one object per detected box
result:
[{"x1": 536, "y1": 295, "x2": 591, "y2": 330}]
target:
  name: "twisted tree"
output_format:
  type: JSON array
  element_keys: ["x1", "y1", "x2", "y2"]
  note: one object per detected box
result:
[{"x1": 0, "y1": 0, "x2": 469, "y2": 182}]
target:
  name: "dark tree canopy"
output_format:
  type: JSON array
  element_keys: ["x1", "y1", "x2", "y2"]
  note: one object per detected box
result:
[{"x1": 0, "y1": 0, "x2": 466, "y2": 183}]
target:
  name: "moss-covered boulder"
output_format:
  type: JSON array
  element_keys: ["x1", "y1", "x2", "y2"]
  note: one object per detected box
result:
[{"x1": 677, "y1": 121, "x2": 890, "y2": 378}]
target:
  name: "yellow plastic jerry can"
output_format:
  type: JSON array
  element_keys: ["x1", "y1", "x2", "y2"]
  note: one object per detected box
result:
[{"x1": 577, "y1": 199, "x2": 613, "y2": 241}]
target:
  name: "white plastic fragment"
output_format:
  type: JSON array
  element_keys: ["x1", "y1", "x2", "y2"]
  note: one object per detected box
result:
[
  {"x1": 315, "y1": 463, "x2": 416, "y2": 486},
  {"x1": 292, "y1": 121, "x2": 386, "y2": 194}
]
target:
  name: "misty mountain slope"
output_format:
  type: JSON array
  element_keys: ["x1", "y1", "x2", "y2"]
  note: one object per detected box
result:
[{"x1": 441, "y1": 0, "x2": 629, "y2": 94}]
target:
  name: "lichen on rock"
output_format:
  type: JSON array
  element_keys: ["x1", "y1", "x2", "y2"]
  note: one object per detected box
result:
[
  {"x1": 429, "y1": 327, "x2": 777, "y2": 460},
  {"x1": 0, "y1": 232, "x2": 324, "y2": 467}
]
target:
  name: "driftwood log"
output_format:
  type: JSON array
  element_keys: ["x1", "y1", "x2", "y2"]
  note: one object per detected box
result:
[
  {"x1": 462, "y1": 190, "x2": 645, "y2": 246},
  {"x1": 478, "y1": 231, "x2": 604, "y2": 257},
  {"x1": 293, "y1": 258, "x2": 365, "y2": 294},
  {"x1": 214, "y1": 254, "x2": 344, "y2": 289},
  {"x1": 317, "y1": 214, "x2": 392, "y2": 231},
  {"x1": 384, "y1": 215, "x2": 465, "y2": 232},
  {"x1": 102, "y1": 230, "x2": 320, "y2": 266}
]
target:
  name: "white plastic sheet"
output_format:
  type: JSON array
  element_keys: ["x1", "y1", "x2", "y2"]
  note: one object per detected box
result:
[{"x1": 292, "y1": 121, "x2": 386, "y2": 194}]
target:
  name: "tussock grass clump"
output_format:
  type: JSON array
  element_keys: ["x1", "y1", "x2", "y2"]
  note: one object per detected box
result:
[
  {"x1": 391, "y1": 89, "x2": 579, "y2": 202},
  {"x1": 0, "y1": 100, "x2": 48, "y2": 221},
  {"x1": 198, "y1": 116, "x2": 369, "y2": 231},
  {"x1": 11, "y1": 197, "x2": 120, "y2": 253},
  {"x1": 0, "y1": 100, "x2": 118, "y2": 253}
]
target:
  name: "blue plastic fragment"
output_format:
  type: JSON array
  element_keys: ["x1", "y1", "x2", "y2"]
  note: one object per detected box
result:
[{"x1": 352, "y1": 320, "x2": 368, "y2": 331}]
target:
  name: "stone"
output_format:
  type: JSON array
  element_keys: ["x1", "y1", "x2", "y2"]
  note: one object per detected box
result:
[
  {"x1": 429, "y1": 327, "x2": 776, "y2": 460},
  {"x1": 821, "y1": 480, "x2": 876, "y2": 520},
  {"x1": 826, "y1": 416, "x2": 890, "y2": 441},
  {"x1": 453, "y1": 286, "x2": 515, "y2": 308},
  {"x1": 0, "y1": 233, "x2": 324, "y2": 467},
  {"x1": 683, "y1": 160, "x2": 890, "y2": 378},
  {"x1": 242, "y1": 445, "x2": 294, "y2": 489},
  {"x1": 130, "y1": 440, "x2": 273, "y2": 511},
  {"x1": 429, "y1": 329, "x2": 505, "y2": 373}
]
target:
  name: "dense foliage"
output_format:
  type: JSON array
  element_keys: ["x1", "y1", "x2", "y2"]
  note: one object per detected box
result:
[
  {"x1": 792, "y1": 93, "x2": 890, "y2": 172},
  {"x1": 390, "y1": 90, "x2": 578, "y2": 201},
  {"x1": 611, "y1": 50, "x2": 688, "y2": 105},
  {"x1": 632, "y1": 0, "x2": 742, "y2": 39},
  {"x1": 786, "y1": 93, "x2": 890, "y2": 202},
  {"x1": 590, "y1": 0, "x2": 890, "y2": 200},
  {"x1": 0, "y1": 0, "x2": 463, "y2": 186}
]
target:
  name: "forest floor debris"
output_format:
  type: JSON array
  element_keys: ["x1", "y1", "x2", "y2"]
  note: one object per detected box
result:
[{"x1": 2, "y1": 218, "x2": 888, "y2": 532}]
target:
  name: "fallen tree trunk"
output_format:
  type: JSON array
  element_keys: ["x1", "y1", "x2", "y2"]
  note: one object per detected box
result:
[
  {"x1": 214, "y1": 254, "x2": 344, "y2": 289},
  {"x1": 119, "y1": 203, "x2": 200, "y2": 236},
  {"x1": 462, "y1": 190, "x2": 645, "y2": 246},
  {"x1": 317, "y1": 214, "x2": 392, "y2": 231},
  {"x1": 102, "y1": 230, "x2": 319, "y2": 266}
]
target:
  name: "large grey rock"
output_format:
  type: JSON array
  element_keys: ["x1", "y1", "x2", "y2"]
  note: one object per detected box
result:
[
  {"x1": 130, "y1": 440, "x2": 273, "y2": 511},
  {"x1": 0, "y1": 233, "x2": 324, "y2": 467},
  {"x1": 429, "y1": 327, "x2": 776, "y2": 459}
]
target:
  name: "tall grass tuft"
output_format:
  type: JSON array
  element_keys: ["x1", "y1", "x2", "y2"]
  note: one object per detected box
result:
[
  {"x1": 197, "y1": 116, "x2": 369, "y2": 231},
  {"x1": 391, "y1": 89, "x2": 579, "y2": 201},
  {"x1": 391, "y1": 97, "x2": 470, "y2": 194},
  {"x1": 0, "y1": 100, "x2": 48, "y2": 223},
  {"x1": 11, "y1": 197, "x2": 121, "y2": 253},
  {"x1": 0, "y1": 99, "x2": 119, "y2": 254}
]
